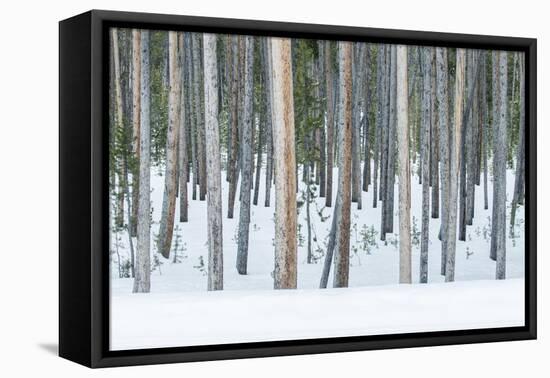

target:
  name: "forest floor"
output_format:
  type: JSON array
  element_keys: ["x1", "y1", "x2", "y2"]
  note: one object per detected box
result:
[{"x1": 110, "y1": 162, "x2": 525, "y2": 350}]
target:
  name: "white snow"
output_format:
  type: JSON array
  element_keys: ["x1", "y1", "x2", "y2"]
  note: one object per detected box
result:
[
  {"x1": 110, "y1": 279, "x2": 524, "y2": 350},
  {"x1": 109, "y1": 162, "x2": 525, "y2": 350}
]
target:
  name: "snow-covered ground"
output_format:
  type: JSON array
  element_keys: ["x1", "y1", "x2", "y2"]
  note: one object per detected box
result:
[
  {"x1": 109, "y1": 162, "x2": 525, "y2": 350},
  {"x1": 111, "y1": 279, "x2": 524, "y2": 350}
]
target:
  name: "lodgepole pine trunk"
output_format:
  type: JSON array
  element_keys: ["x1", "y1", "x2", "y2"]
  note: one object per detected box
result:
[
  {"x1": 178, "y1": 33, "x2": 189, "y2": 222},
  {"x1": 372, "y1": 45, "x2": 384, "y2": 209},
  {"x1": 227, "y1": 36, "x2": 241, "y2": 218},
  {"x1": 384, "y1": 45, "x2": 397, "y2": 235},
  {"x1": 157, "y1": 31, "x2": 181, "y2": 259},
  {"x1": 436, "y1": 47, "x2": 450, "y2": 275},
  {"x1": 192, "y1": 34, "x2": 207, "y2": 201},
  {"x1": 445, "y1": 49, "x2": 466, "y2": 282},
  {"x1": 203, "y1": 33, "x2": 224, "y2": 290},
  {"x1": 235, "y1": 36, "x2": 255, "y2": 275},
  {"x1": 419, "y1": 47, "x2": 432, "y2": 284},
  {"x1": 271, "y1": 37, "x2": 297, "y2": 289},
  {"x1": 263, "y1": 38, "x2": 274, "y2": 207},
  {"x1": 325, "y1": 40, "x2": 335, "y2": 208},
  {"x1": 351, "y1": 43, "x2": 364, "y2": 208},
  {"x1": 333, "y1": 41, "x2": 353, "y2": 288},
  {"x1": 430, "y1": 49, "x2": 440, "y2": 220},
  {"x1": 492, "y1": 51, "x2": 508, "y2": 279},
  {"x1": 133, "y1": 30, "x2": 151, "y2": 293},
  {"x1": 111, "y1": 28, "x2": 125, "y2": 228},
  {"x1": 396, "y1": 45, "x2": 412, "y2": 284},
  {"x1": 510, "y1": 54, "x2": 525, "y2": 230},
  {"x1": 130, "y1": 29, "x2": 141, "y2": 237}
]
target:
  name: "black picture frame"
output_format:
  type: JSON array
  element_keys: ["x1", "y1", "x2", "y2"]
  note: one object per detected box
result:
[{"x1": 59, "y1": 9, "x2": 537, "y2": 368}]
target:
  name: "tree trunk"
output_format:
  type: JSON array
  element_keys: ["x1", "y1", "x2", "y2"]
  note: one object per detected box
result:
[
  {"x1": 333, "y1": 41, "x2": 353, "y2": 288},
  {"x1": 130, "y1": 29, "x2": 141, "y2": 237},
  {"x1": 157, "y1": 31, "x2": 181, "y2": 259},
  {"x1": 436, "y1": 47, "x2": 450, "y2": 275},
  {"x1": 133, "y1": 30, "x2": 151, "y2": 293},
  {"x1": 511, "y1": 54, "x2": 525, "y2": 229},
  {"x1": 203, "y1": 33, "x2": 224, "y2": 290},
  {"x1": 430, "y1": 49, "x2": 440, "y2": 220},
  {"x1": 192, "y1": 34, "x2": 207, "y2": 201},
  {"x1": 397, "y1": 45, "x2": 411, "y2": 284},
  {"x1": 492, "y1": 51, "x2": 508, "y2": 279},
  {"x1": 111, "y1": 28, "x2": 125, "y2": 228},
  {"x1": 445, "y1": 48, "x2": 466, "y2": 282},
  {"x1": 271, "y1": 37, "x2": 297, "y2": 289},
  {"x1": 351, "y1": 43, "x2": 364, "y2": 208},
  {"x1": 420, "y1": 47, "x2": 432, "y2": 284},
  {"x1": 178, "y1": 33, "x2": 189, "y2": 223},
  {"x1": 227, "y1": 36, "x2": 241, "y2": 218},
  {"x1": 384, "y1": 45, "x2": 396, "y2": 235},
  {"x1": 235, "y1": 36, "x2": 255, "y2": 275},
  {"x1": 325, "y1": 40, "x2": 335, "y2": 208},
  {"x1": 263, "y1": 38, "x2": 274, "y2": 207}
]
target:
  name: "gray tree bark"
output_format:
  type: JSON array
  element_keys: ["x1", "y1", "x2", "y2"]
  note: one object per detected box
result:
[
  {"x1": 511, "y1": 54, "x2": 525, "y2": 229},
  {"x1": 178, "y1": 33, "x2": 189, "y2": 223},
  {"x1": 192, "y1": 34, "x2": 207, "y2": 201},
  {"x1": 130, "y1": 29, "x2": 141, "y2": 237},
  {"x1": 445, "y1": 48, "x2": 466, "y2": 282},
  {"x1": 157, "y1": 31, "x2": 181, "y2": 259},
  {"x1": 492, "y1": 51, "x2": 508, "y2": 279},
  {"x1": 235, "y1": 36, "x2": 255, "y2": 275},
  {"x1": 227, "y1": 36, "x2": 240, "y2": 218},
  {"x1": 263, "y1": 38, "x2": 274, "y2": 207},
  {"x1": 436, "y1": 47, "x2": 450, "y2": 275},
  {"x1": 333, "y1": 41, "x2": 353, "y2": 288},
  {"x1": 420, "y1": 47, "x2": 432, "y2": 283},
  {"x1": 133, "y1": 30, "x2": 151, "y2": 293},
  {"x1": 325, "y1": 40, "x2": 335, "y2": 208},
  {"x1": 203, "y1": 33, "x2": 224, "y2": 290}
]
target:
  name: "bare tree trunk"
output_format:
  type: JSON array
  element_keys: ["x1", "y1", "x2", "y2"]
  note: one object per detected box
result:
[
  {"x1": 436, "y1": 47, "x2": 450, "y2": 275},
  {"x1": 130, "y1": 29, "x2": 141, "y2": 237},
  {"x1": 397, "y1": 45, "x2": 411, "y2": 284},
  {"x1": 318, "y1": 41, "x2": 327, "y2": 198},
  {"x1": 430, "y1": 49, "x2": 440, "y2": 220},
  {"x1": 235, "y1": 36, "x2": 255, "y2": 275},
  {"x1": 178, "y1": 33, "x2": 189, "y2": 223},
  {"x1": 227, "y1": 36, "x2": 240, "y2": 218},
  {"x1": 511, "y1": 54, "x2": 525, "y2": 230},
  {"x1": 112, "y1": 28, "x2": 125, "y2": 228},
  {"x1": 362, "y1": 45, "x2": 371, "y2": 192},
  {"x1": 481, "y1": 52, "x2": 489, "y2": 211},
  {"x1": 133, "y1": 30, "x2": 151, "y2": 293},
  {"x1": 384, "y1": 45, "x2": 397, "y2": 235},
  {"x1": 263, "y1": 38, "x2": 274, "y2": 207},
  {"x1": 157, "y1": 31, "x2": 181, "y2": 259},
  {"x1": 253, "y1": 95, "x2": 264, "y2": 206},
  {"x1": 271, "y1": 37, "x2": 297, "y2": 289},
  {"x1": 445, "y1": 48, "x2": 466, "y2": 282},
  {"x1": 492, "y1": 51, "x2": 508, "y2": 279},
  {"x1": 351, "y1": 43, "x2": 364, "y2": 208},
  {"x1": 203, "y1": 33, "x2": 224, "y2": 290},
  {"x1": 420, "y1": 47, "x2": 432, "y2": 284},
  {"x1": 325, "y1": 40, "x2": 335, "y2": 208},
  {"x1": 333, "y1": 41, "x2": 353, "y2": 288},
  {"x1": 192, "y1": 34, "x2": 207, "y2": 201}
]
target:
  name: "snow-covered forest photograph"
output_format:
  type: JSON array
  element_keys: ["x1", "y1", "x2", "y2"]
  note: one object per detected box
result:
[{"x1": 108, "y1": 27, "x2": 526, "y2": 351}]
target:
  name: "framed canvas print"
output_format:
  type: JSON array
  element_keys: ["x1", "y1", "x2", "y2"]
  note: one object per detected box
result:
[{"x1": 59, "y1": 10, "x2": 537, "y2": 368}]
